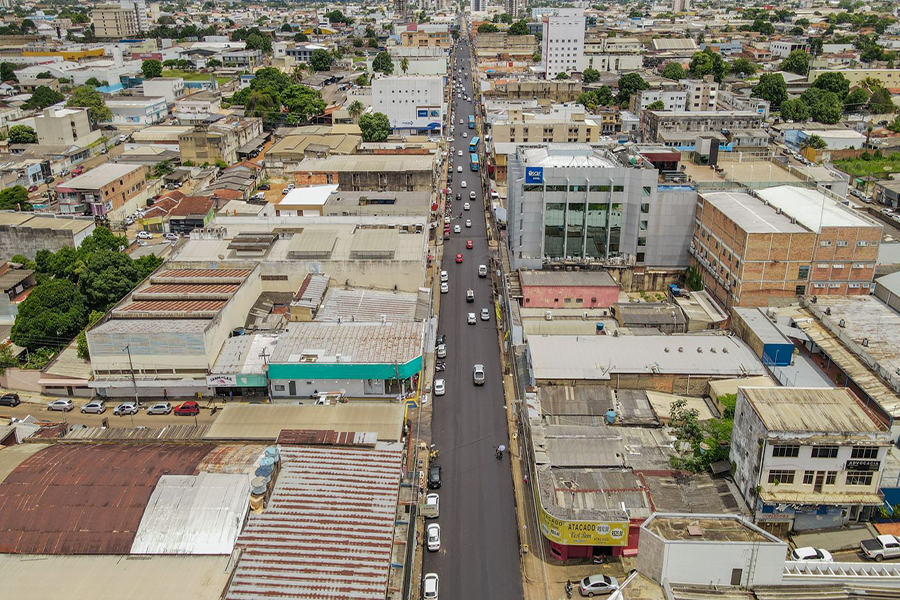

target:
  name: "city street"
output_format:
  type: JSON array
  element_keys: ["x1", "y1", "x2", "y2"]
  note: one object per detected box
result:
[
  {"x1": 421, "y1": 34, "x2": 524, "y2": 599},
  {"x1": 0, "y1": 396, "x2": 221, "y2": 427}
]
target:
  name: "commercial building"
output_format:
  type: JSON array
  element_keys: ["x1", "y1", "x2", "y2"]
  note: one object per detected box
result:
[
  {"x1": 541, "y1": 8, "x2": 585, "y2": 80},
  {"x1": 167, "y1": 196, "x2": 215, "y2": 234},
  {"x1": 730, "y1": 387, "x2": 891, "y2": 532},
  {"x1": 285, "y1": 43, "x2": 329, "y2": 64},
  {"x1": 641, "y1": 110, "x2": 765, "y2": 143},
  {"x1": 518, "y1": 269, "x2": 619, "y2": 309},
  {"x1": 33, "y1": 107, "x2": 101, "y2": 148},
  {"x1": 178, "y1": 117, "x2": 264, "y2": 166},
  {"x1": 717, "y1": 89, "x2": 771, "y2": 118},
  {"x1": 0, "y1": 213, "x2": 95, "y2": 261},
  {"x1": 474, "y1": 32, "x2": 538, "y2": 65},
  {"x1": 55, "y1": 163, "x2": 148, "y2": 217},
  {"x1": 289, "y1": 155, "x2": 435, "y2": 193},
  {"x1": 484, "y1": 79, "x2": 583, "y2": 103},
  {"x1": 490, "y1": 112, "x2": 600, "y2": 144},
  {"x1": 142, "y1": 77, "x2": 186, "y2": 104},
  {"x1": 507, "y1": 144, "x2": 697, "y2": 270},
  {"x1": 91, "y1": 4, "x2": 139, "y2": 38},
  {"x1": 372, "y1": 76, "x2": 445, "y2": 135},
  {"x1": 264, "y1": 127, "x2": 361, "y2": 169},
  {"x1": 173, "y1": 91, "x2": 222, "y2": 123},
  {"x1": 770, "y1": 39, "x2": 808, "y2": 58},
  {"x1": 400, "y1": 28, "x2": 452, "y2": 49},
  {"x1": 273, "y1": 184, "x2": 337, "y2": 217},
  {"x1": 807, "y1": 68, "x2": 900, "y2": 87},
  {"x1": 105, "y1": 96, "x2": 168, "y2": 126},
  {"x1": 322, "y1": 190, "x2": 432, "y2": 217}
]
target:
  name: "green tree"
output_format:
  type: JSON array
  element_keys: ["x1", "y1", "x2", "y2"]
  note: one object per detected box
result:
[
  {"x1": 647, "y1": 100, "x2": 665, "y2": 110},
  {"x1": 348, "y1": 100, "x2": 364, "y2": 121},
  {"x1": 358, "y1": 111, "x2": 390, "y2": 142},
  {"x1": 801, "y1": 134, "x2": 828, "y2": 150},
  {"x1": 355, "y1": 72, "x2": 369, "y2": 87},
  {"x1": 310, "y1": 49, "x2": 332, "y2": 72},
  {"x1": 401, "y1": 57, "x2": 409, "y2": 74},
  {"x1": 844, "y1": 87, "x2": 870, "y2": 112},
  {"x1": 141, "y1": 59, "x2": 163, "y2": 79},
  {"x1": 780, "y1": 49, "x2": 810, "y2": 75},
  {"x1": 752, "y1": 73, "x2": 788, "y2": 108},
  {"x1": 596, "y1": 85, "x2": 614, "y2": 106},
  {"x1": 555, "y1": 72, "x2": 569, "y2": 80},
  {"x1": 206, "y1": 58, "x2": 222, "y2": 69},
  {"x1": 689, "y1": 49, "x2": 729, "y2": 83},
  {"x1": 508, "y1": 20, "x2": 528, "y2": 35},
  {"x1": 11, "y1": 279, "x2": 87, "y2": 351},
  {"x1": 616, "y1": 72, "x2": 649, "y2": 106},
  {"x1": 0, "y1": 185, "x2": 30, "y2": 209},
  {"x1": 577, "y1": 91, "x2": 599, "y2": 109},
  {"x1": 76, "y1": 309, "x2": 104, "y2": 360},
  {"x1": 35, "y1": 71, "x2": 52, "y2": 79},
  {"x1": 372, "y1": 51, "x2": 394, "y2": 75},
  {"x1": 0, "y1": 62, "x2": 18, "y2": 82},
  {"x1": 809, "y1": 90, "x2": 842, "y2": 123},
  {"x1": 23, "y1": 85, "x2": 64, "y2": 110},
  {"x1": 65, "y1": 85, "x2": 111, "y2": 123},
  {"x1": 246, "y1": 32, "x2": 272, "y2": 54},
  {"x1": 281, "y1": 85, "x2": 325, "y2": 123},
  {"x1": 499, "y1": 13, "x2": 513, "y2": 24},
  {"x1": 661, "y1": 62, "x2": 685, "y2": 81},
  {"x1": 7, "y1": 125, "x2": 36, "y2": 144},
  {"x1": 281, "y1": 23, "x2": 293, "y2": 32},
  {"x1": 151, "y1": 160, "x2": 175, "y2": 178},
  {"x1": 84, "y1": 77, "x2": 103, "y2": 87},
  {"x1": 779, "y1": 98, "x2": 810, "y2": 121},
  {"x1": 812, "y1": 72, "x2": 850, "y2": 99},
  {"x1": 77, "y1": 251, "x2": 142, "y2": 312},
  {"x1": 730, "y1": 58, "x2": 757, "y2": 76},
  {"x1": 582, "y1": 68, "x2": 601, "y2": 84},
  {"x1": 868, "y1": 87, "x2": 895, "y2": 114},
  {"x1": 750, "y1": 18, "x2": 775, "y2": 35},
  {"x1": 477, "y1": 23, "x2": 499, "y2": 33},
  {"x1": 294, "y1": 32, "x2": 309, "y2": 42}
]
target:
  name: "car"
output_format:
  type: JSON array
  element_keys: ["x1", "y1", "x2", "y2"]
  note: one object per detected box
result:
[
  {"x1": 436, "y1": 343, "x2": 447, "y2": 358},
  {"x1": 466, "y1": 289, "x2": 474, "y2": 302},
  {"x1": 80, "y1": 400, "x2": 106, "y2": 414},
  {"x1": 423, "y1": 573, "x2": 439, "y2": 599},
  {"x1": 258, "y1": 183, "x2": 270, "y2": 190},
  {"x1": 470, "y1": 191, "x2": 476, "y2": 200},
  {"x1": 282, "y1": 188, "x2": 290, "y2": 194},
  {"x1": 124, "y1": 216, "x2": 134, "y2": 226},
  {"x1": 27, "y1": 185, "x2": 38, "y2": 193},
  {"x1": 0, "y1": 393, "x2": 20, "y2": 407},
  {"x1": 456, "y1": 193, "x2": 461, "y2": 201},
  {"x1": 440, "y1": 270, "x2": 448, "y2": 282},
  {"x1": 462, "y1": 132, "x2": 468, "y2": 138},
  {"x1": 440, "y1": 281, "x2": 449, "y2": 294},
  {"x1": 434, "y1": 379, "x2": 445, "y2": 396},
  {"x1": 465, "y1": 219, "x2": 472, "y2": 228},
  {"x1": 113, "y1": 401, "x2": 139, "y2": 416},
  {"x1": 174, "y1": 401, "x2": 200, "y2": 416},
  {"x1": 447, "y1": 137, "x2": 454, "y2": 142},
  {"x1": 464, "y1": 202, "x2": 470, "y2": 211},
  {"x1": 426, "y1": 523, "x2": 441, "y2": 551},
  {"x1": 425, "y1": 492, "x2": 440, "y2": 518},
  {"x1": 466, "y1": 239, "x2": 473, "y2": 249},
  {"x1": 467, "y1": 312, "x2": 476, "y2": 324},
  {"x1": 47, "y1": 399, "x2": 74, "y2": 412},
  {"x1": 461, "y1": 180, "x2": 467, "y2": 188},
  {"x1": 428, "y1": 464, "x2": 442, "y2": 488},
  {"x1": 459, "y1": 119, "x2": 463, "y2": 125},
  {"x1": 478, "y1": 264, "x2": 488, "y2": 277},
  {"x1": 163, "y1": 232, "x2": 178, "y2": 242},
  {"x1": 457, "y1": 165, "x2": 463, "y2": 173},
  {"x1": 72, "y1": 167, "x2": 84, "y2": 175},
  {"x1": 146, "y1": 402, "x2": 172, "y2": 415},
  {"x1": 136, "y1": 231, "x2": 153, "y2": 239},
  {"x1": 452, "y1": 225, "x2": 460, "y2": 234},
  {"x1": 458, "y1": 150, "x2": 463, "y2": 156},
  {"x1": 579, "y1": 574, "x2": 619, "y2": 597},
  {"x1": 436, "y1": 333, "x2": 446, "y2": 347},
  {"x1": 473, "y1": 364, "x2": 485, "y2": 385},
  {"x1": 791, "y1": 547, "x2": 833, "y2": 562},
  {"x1": 445, "y1": 216, "x2": 451, "y2": 224},
  {"x1": 455, "y1": 253, "x2": 463, "y2": 263},
  {"x1": 481, "y1": 308, "x2": 490, "y2": 321},
  {"x1": 443, "y1": 229, "x2": 450, "y2": 240}
]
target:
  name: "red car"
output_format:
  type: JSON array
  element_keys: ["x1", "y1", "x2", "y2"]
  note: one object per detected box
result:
[
  {"x1": 455, "y1": 253, "x2": 463, "y2": 263},
  {"x1": 173, "y1": 401, "x2": 200, "y2": 416},
  {"x1": 466, "y1": 239, "x2": 473, "y2": 249},
  {"x1": 27, "y1": 185, "x2": 38, "y2": 193}
]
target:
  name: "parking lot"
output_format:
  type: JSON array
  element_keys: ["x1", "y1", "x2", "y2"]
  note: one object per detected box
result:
[{"x1": 0, "y1": 395, "x2": 222, "y2": 427}]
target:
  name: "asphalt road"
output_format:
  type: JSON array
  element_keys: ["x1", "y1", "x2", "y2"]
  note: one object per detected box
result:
[
  {"x1": 422, "y1": 36, "x2": 524, "y2": 599},
  {"x1": 0, "y1": 400, "x2": 221, "y2": 427}
]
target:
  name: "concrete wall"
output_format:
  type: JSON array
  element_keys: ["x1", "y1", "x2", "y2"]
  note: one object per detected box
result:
[
  {"x1": 0, "y1": 220, "x2": 96, "y2": 261},
  {"x1": 0, "y1": 368, "x2": 42, "y2": 393},
  {"x1": 730, "y1": 390, "x2": 767, "y2": 507},
  {"x1": 655, "y1": 537, "x2": 785, "y2": 586},
  {"x1": 521, "y1": 284, "x2": 619, "y2": 308}
]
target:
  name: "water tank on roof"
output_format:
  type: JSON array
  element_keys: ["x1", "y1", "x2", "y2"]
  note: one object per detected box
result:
[{"x1": 606, "y1": 409, "x2": 617, "y2": 425}]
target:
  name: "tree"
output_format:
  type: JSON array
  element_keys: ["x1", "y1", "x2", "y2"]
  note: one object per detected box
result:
[
  {"x1": 0, "y1": 62, "x2": 18, "y2": 82},
  {"x1": 689, "y1": 49, "x2": 729, "y2": 83},
  {"x1": 780, "y1": 49, "x2": 810, "y2": 75},
  {"x1": 730, "y1": 58, "x2": 757, "y2": 77},
  {"x1": 647, "y1": 100, "x2": 665, "y2": 110},
  {"x1": 66, "y1": 85, "x2": 111, "y2": 123},
  {"x1": 23, "y1": 85, "x2": 64, "y2": 110},
  {"x1": 401, "y1": 57, "x2": 409, "y2": 74},
  {"x1": 151, "y1": 160, "x2": 174, "y2": 178},
  {"x1": 246, "y1": 32, "x2": 272, "y2": 54},
  {"x1": 809, "y1": 90, "x2": 842, "y2": 124},
  {"x1": 76, "y1": 310, "x2": 104, "y2": 360},
  {"x1": 555, "y1": 72, "x2": 569, "y2": 80},
  {"x1": 11, "y1": 279, "x2": 87, "y2": 351},
  {"x1": 84, "y1": 77, "x2": 103, "y2": 88},
  {"x1": 372, "y1": 51, "x2": 394, "y2": 75},
  {"x1": 577, "y1": 92, "x2": 599, "y2": 110},
  {"x1": 141, "y1": 59, "x2": 163, "y2": 79},
  {"x1": 310, "y1": 49, "x2": 332, "y2": 72},
  {"x1": 358, "y1": 111, "x2": 390, "y2": 142},
  {"x1": 35, "y1": 71, "x2": 52, "y2": 79},
  {"x1": 499, "y1": 13, "x2": 513, "y2": 24},
  {"x1": 294, "y1": 32, "x2": 309, "y2": 42},
  {"x1": 616, "y1": 73, "x2": 649, "y2": 106},
  {"x1": 348, "y1": 100, "x2": 364, "y2": 121},
  {"x1": 206, "y1": 58, "x2": 222, "y2": 69},
  {"x1": 661, "y1": 62, "x2": 685, "y2": 81},
  {"x1": 508, "y1": 20, "x2": 528, "y2": 36},
  {"x1": 281, "y1": 85, "x2": 325, "y2": 123},
  {"x1": 7, "y1": 125, "x2": 36, "y2": 144},
  {"x1": 868, "y1": 87, "x2": 895, "y2": 114},
  {"x1": 801, "y1": 134, "x2": 827, "y2": 150},
  {"x1": 750, "y1": 18, "x2": 775, "y2": 35},
  {"x1": 20, "y1": 19, "x2": 36, "y2": 34},
  {"x1": 844, "y1": 87, "x2": 870, "y2": 112},
  {"x1": 77, "y1": 251, "x2": 141, "y2": 312},
  {"x1": 0, "y1": 185, "x2": 29, "y2": 209},
  {"x1": 280, "y1": 23, "x2": 293, "y2": 32},
  {"x1": 582, "y1": 68, "x2": 601, "y2": 84},
  {"x1": 355, "y1": 72, "x2": 369, "y2": 87},
  {"x1": 780, "y1": 98, "x2": 810, "y2": 122},
  {"x1": 596, "y1": 85, "x2": 614, "y2": 106},
  {"x1": 752, "y1": 73, "x2": 787, "y2": 108},
  {"x1": 477, "y1": 23, "x2": 499, "y2": 33},
  {"x1": 812, "y1": 72, "x2": 850, "y2": 99}
]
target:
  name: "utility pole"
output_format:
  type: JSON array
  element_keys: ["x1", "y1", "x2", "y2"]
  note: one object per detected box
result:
[
  {"x1": 260, "y1": 347, "x2": 271, "y2": 403},
  {"x1": 124, "y1": 344, "x2": 140, "y2": 408}
]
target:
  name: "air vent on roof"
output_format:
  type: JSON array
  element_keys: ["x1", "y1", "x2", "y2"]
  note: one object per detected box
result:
[
  {"x1": 839, "y1": 319, "x2": 845, "y2": 328},
  {"x1": 687, "y1": 525, "x2": 703, "y2": 537},
  {"x1": 862, "y1": 338, "x2": 869, "y2": 347},
  {"x1": 678, "y1": 347, "x2": 683, "y2": 352}
]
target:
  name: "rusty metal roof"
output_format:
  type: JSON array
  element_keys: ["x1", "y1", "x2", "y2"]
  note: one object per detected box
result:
[
  {"x1": 118, "y1": 299, "x2": 228, "y2": 313},
  {"x1": 225, "y1": 445, "x2": 403, "y2": 600},
  {"x1": 155, "y1": 269, "x2": 251, "y2": 279},
  {"x1": 277, "y1": 429, "x2": 377, "y2": 447},
  {"x1": 0, "y1": 443, "x2": 214, "y2": 554},
  {"x1": 138, "y1": 283, "x2": 241, "y2": 295}
]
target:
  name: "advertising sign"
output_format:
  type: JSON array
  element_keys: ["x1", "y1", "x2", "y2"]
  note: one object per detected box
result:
[
  {"x1": 846, "y1": 459, "x2": 881, "y2": 471},
  {"x1": 525, "y1": 167, "x2": 544, "y2": 184},
  {"x1": 536, "y1": 500, "x2": 628, "y2": 546},
  {"x1": 417, "y1": 109, "x2": 429, "y2": 118},
  {"x1": 206, "y1": 374, "x2": 237, "y2": 387}
]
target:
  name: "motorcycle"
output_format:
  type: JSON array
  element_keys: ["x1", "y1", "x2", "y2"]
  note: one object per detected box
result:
[
  {"x1": 565, "y1": 580, "x2": 573, "y2": 599},
  {"x1": 435, "y1": 362, "x2": 446, "y2": 372}
]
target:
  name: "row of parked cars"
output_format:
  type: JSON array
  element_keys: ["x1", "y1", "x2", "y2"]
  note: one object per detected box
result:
[{"x1": 45, "y1": 399, "x2": 201, "y2": 416}]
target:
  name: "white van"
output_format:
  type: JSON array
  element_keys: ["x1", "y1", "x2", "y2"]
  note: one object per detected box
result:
[{"x1": 478, "y1": 264, "x2": 488, "y2": 278}]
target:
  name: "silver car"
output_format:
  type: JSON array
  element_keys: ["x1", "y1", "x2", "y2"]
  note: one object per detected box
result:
[
  {"x1": 80, "y1": 400, "x2": 106, "y2": 414},
  {"x1": 47, "y1": 399, "x2": 74, "y2": 412},
  {"x1": 146, "y1": 402, "x2": 172, "y2": 415},
  {"x1": 113, "y1": 401, "x2": 139, "y2": 416}
]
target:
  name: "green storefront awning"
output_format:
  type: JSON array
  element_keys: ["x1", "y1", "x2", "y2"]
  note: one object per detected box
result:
[{"x1": 268, "y1": 356, "x2": 422, "y2": 381}]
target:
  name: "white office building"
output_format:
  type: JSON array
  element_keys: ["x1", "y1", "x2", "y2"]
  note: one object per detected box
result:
[
  {"x1": 541, "y1": 8, "x2": 586, "y2": 80},
  {"x1": 372, "y1": 75, "x2": 445, "y2": 136}
]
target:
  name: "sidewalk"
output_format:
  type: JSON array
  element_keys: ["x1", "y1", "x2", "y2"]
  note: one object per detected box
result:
[{"x1": 789, "y1": 523, "x2": 879, "y2": 552}]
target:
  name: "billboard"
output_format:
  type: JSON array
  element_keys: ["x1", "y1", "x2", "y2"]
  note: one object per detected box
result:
[
  {"x1": 525, "y1": 167, "x2": 544, "y2": 184},
  {"x1": 536, "y1": 496, "x2": 629, "y2": 546}
]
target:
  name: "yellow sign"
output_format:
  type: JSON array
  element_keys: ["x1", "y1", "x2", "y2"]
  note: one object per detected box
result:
[{"x1": 537, "y1": 502, "x2": 629, "y2": 546}]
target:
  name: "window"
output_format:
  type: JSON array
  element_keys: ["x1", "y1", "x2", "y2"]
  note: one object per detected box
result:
[
  {"x1": 796, "y1": 285, "x2": 806, "y2": 295},
  {"x1": 853, "y1": 263, "x2": 866, "y2": 269},
  {"x1": 846, "y1": 470, "x2": 874, "y2": 486},
  {"x1": 825, "y1": 471, "x2": 837, "y2": 485},
  {"x1": 817, "y1": 263, "x2": 828, "y2": 269},
  {"x1": 637, "y1": 236, "x2": 646, "y2": 247},
  {"x1": 803, "y1": 470, "x2": 815, "y2": 485},
  {"x1": 772, "y1": 445, "x2": 799, "y2": 458},
  {"x1": 636, "y1": 252, "x2": 645, "y2": 263},
  {"x1": 836, "y1": 241, "x2": 848, "y2": 247},
  {"x1": 833, "y1": 264, "x2": 844, "y2": 269},
  {"x1": 642, "y1": 186, "x2": 651, "y2": 196},
  {"x1": 820, "y1": 240, "x2": 832, "y2": 247},
  {"x1": 857, "y1": 240, "x2": 867, "y2": 246},
  {"x1": 798, "y1": 266, "x2": 810, "y2": 279},
  {"x1": 851, "y1": 447, "x2": 879, "y2": 460},
  {"x1": 589, "y1": 185, "x2": 609, "y2": 192},
  {"x1": 524, "y1": 184, "x2": 542, "y2": 192},
  {"x1": 261, "y1": 274, "x2": 289, "y2": 281},
  {"x1": 640, "y1": 202, "x2": 650, "y2": 214},
  {"x1": 613, "y1": 184, "x2": 624, "y2": 192},
  {"x1": 829, "y1": 283, "x2": 841, "y2": 288},
  {"x1": 767, "y1": 470, "x2": 795, "y2": 484},
  {"x1": 811, "y1": 446, "x2": 838, "y2": 458},
  {"x1": 639, "y1": 220, "x2": 648, "y2": 231},
  {"x1": 274, "y1": 385, "x2": 285, "y2": 391}
]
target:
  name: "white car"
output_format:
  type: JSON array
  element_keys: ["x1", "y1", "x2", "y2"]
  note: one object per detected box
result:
[
  {"x1": 462, "y1": 132, "x2": 468, "y2": 138},
  {"x1": 457, "y1": 166, "x2": 462, "y2": 173},
  {"x1": 434, "y1": 379, "x2": 445, "y2": 396},
  {"x1": 47, "y1": 399, "x2": 74, "y2": 412},
  {"x1": 461, "y1": 181, "x2": 467, "y2": 188},
  {"x1": 464, "y1": 202, "x2": 470, "y2": 211},
  {"x1": 425, "y1": 493, "x2": 440, "y2": 518},
  {"x1": 136, "y1": 231, "x2": 153, "y2": 239},
  {"x1": 791, "y1": 547, "x2": 833, "y2": 562},
  {"x1": 481, "y1": 308, "x2": 490, "y2": 321},
  {"x1": 473, "y1": 364, "x2": 485, "y2": 385},
  {"x1": 440, "y1": 270, "x2": 448, "y2": 282},
  {"x1": 426, "y1": 523, "x2": 441, "y2": 552},
  {"x1": 459, "y1": 119, "x2": 463, "y2": 125},
  {"x1": 458, "y1": 150, "x2": 463, "y2": 156},
  {"x1": 80, "y1": 400, "x2": 106, "y2": 414},
  {"x1": 163, "y1": 232, "x2": 178, "y2": 241},
  {"x1": 444, "y1": 216, "x2": 451, "y2": 224},
  {"x1": 440, "y1": 282, "x2": 449, "y2": 294},
  {"x1": 113, "y1": 402, "x2": 139, "y2": 416},
  {"x1": 423, "y1": 573, "x2": 439, "y2": 600},
  {"x1": 465, "y1": 220, "x2": 471, "y2": 228},
  {"x1": 470, "y1": 191, "x2": 476, "y2": 200},
  {"x1": 436, "y1": 343, "x2": 447, "y2": 358},
  {"x1": 454, "y1": 225, "x2": 461, "y2": 233},
  {"x1": 467, "y1": 312, "x2": 476, "y2": 325}
]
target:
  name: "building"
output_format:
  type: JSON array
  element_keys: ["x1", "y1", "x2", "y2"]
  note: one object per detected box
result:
[
  {"x1": 873, "y1": 180, "x2": 900, "y2": 208},
  {"x1": 105, "y1": 96, "x2": 168, "y2": 126},
  {"x1": 273, "y1": 184, "x2": 337, "y2": 217},
  {"x1": 178, "y1": 117, "x2": 264, "y2": 166},
  {"x1": 672, "y1": 0, "x2": 691, "y2": 11},
  {"x1": 33, "y1": 107, "x2": 101, "y2": 148},
  {"x1": 91, "y1": 3, "x2": 139, "y2": 38},
  {"x1": 519, "y1": 269, "x2": 619, "y2": 309},
  {"x1": 507, "y1": 144, "x2": 697, "y2": 270},
  {"x1": 0, "y1": 213, "x2": 95, "y2": 260},
  {"x1": 371, "y1": 76, "x2": 445, "y2": 135},
  {"x1": 490, "y1": 113, "x2": 600, "y2": 144},
  {"x1": 285, "y1": 43, "x2": 329, "y2": 64},
  {"x1": 808, "y1": 68, "x2": 900, "y2": 87},
  {"x1": 173, "y1": 91, "x2": 222, "y2": 123},
  {"x1": 54, "y1": 163, "x2": 148, "y2": 217},
  {"x1": 584, "y1": 35, "x2": 644, "y2": 74},
  {"x1": 717, "y1": 89, "x2": 771, "y2": 118},
  {"x1": 219, "y1": 50, "x2": 263, "y2": 70},
  {"x1": 167, "y1": 196, "x2": 215, "y2": 234},
  {"x1": 474, "y1": 32, "x2": 538, "y2": 66},
  {"x1": 289, "y1": 155, "x2": 435, "y2": 193},
  {"x1": 641, "y1": 110, "x2": 765, "y2": 143},
  {"x1": 681, "y1": 79, "x2": 718, "y2": 112},
  {"x1": 770, "y1": 39, "x2": 808, "y2": 59},
  {"x1": 630, "y1": 87, "x2": 688, "y2": 113},
  {"x1": 142, "y1": 77, "x2": 186, "y2": 104},
  {"x1": 399, "y1": 28, "x2": 452, "y2": 49},
  {"x1": 485, "y1": 79, "x2": 583, "y2": 103},
  {"x1": 541, "y1": 8, "x2": 585, "y2": 80},
  {"x1": 322, "y1": 190, "x2": 432, "y2": 217},
  {"x1": 730, "y1": 387, "x2": 891, "y2": 532},
  {"x1": 582, "y1": 52, "x2": 642, "y2": 74}
]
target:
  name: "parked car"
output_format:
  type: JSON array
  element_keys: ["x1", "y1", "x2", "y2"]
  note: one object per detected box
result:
[
  {"x1": 579, "y1": 574, "x2": 619, "y2": 597},
  {"x1": 423, "y1": 573, "x2": 439, "y2": 600},
  {"x1": 434, "y1": 379, "x2": 445, "y2": 396},
  {"x1": 163, "y1": 233, "x2": 178, "y2": 241},
  {"x1": 454, "y1": 225, "x2": 461, "y2": 234},
  {"x1": 791, "y1": 547, "x2": 833, "y2": 562},
  {"x1": 47, "y1": 399, "x2": 74, "y2": 412},
  {"x1": 426, "y1": 523, "x2": 441, "y2": 551},
  {"x1": 861, "y1": 535, "x2": 900, "y2": 561},
  {"x1": 425, "y1": 493, "x2": 440, "y2": 518},
  {"x1": 258, "y1": 183, "x2": 270, "y2": 190},
  {"x1": 174, "y1": 401, "x2": 200, "y2": 416},
  {"x1": 137, "y1": 231, "x2": 153, "y2": 239},
  {"x1": 473, "y1": 364, "x2": 485, "y2": 386},
  {"x1": 146, "y1": 402, "x2": 172, "y2": 415},
  {"x1": 440, "y1": 270, "x2": 449, "y2": 283},
  {"x1": 0, "y1": 393, "x2": 20, "y2": 407},
  {"x1": 436, "y1": 343, "x2": 447, "y2": 359},
  {"x1": 436, "y1": 334, "x2": 446, "y2": 347},
  {"x1": 113, "y1": 402, "x2": 139, "y2": 416},
  {"x1": 440, "y1": 282, "x2": 449, "y2": 294},
  {"x1": 80, "y1": 400, "x2": 106, "y2": 414},
  {"x1": 27, "y1": 185, "x2": 38, "y2": 193},
  {"x1": 428, "y1": 464, "x2": 442, "y2": 488}
]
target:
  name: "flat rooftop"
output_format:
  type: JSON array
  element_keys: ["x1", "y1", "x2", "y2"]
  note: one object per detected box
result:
[
  {"x1": 701, "y1": 191, "x2": 807, "y2": 234},
  {"x1": 270, "y1": 321, "x2": 424, "y2": 366},
  {"x1": 741, "y1": 387, "x2": 888, "y2": 435},
  {"x1": 522, "y1": 144, "x2": 617, "y2": 168},
  {"x1": 643, "y1": 514, "x2": 775, "y2": 543},
  {"x1": 756, "y1": 185, "x2": 875, "y2": 231},
  {"x1": 277, "y1": 184, "x2": 339, "y2": 208},
  {"x1": 294, "y1": 154, "x2": 434, "y2": 173},
  {"x1": 60, "y1": 163, "x2": 144, "y2": 190},
  {"x1": 0, "y1": 212, "x2": 94, "y2": 233},
  {"x1": 519, "y1": 269, "x2": 617, "y2": 288}
]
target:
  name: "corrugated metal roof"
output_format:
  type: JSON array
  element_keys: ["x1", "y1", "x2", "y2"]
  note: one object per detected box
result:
[
  {"x1": 138, "y1": 283, "x2": 240, "y2": 295},
  {"x1": 0, "y1": 444, "x2": 214, "y2": 554},
  {"x1": 316, "y1": 288, "x2": 419, "y2": 323},
  {"x1": 742, "y1": 387, "x2": 889, "y2": 434},
  {"x1": 225, "y1": 445, "x2": 403, "y2": 600},
  {"x1": 155, "y1": 269, "x2": 252, "y2": 279},
  {"x1": 270, "y1": 321, "x2": 424, "y2": 365},
  {"x1": 118, "y1": 299, "x2": 227, "y2": 313},
  {"x1": 62, "y1": 424, "x2": 211, "y2": 441}
]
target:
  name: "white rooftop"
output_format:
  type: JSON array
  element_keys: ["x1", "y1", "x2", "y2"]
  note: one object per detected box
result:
[
  {"x1": 278, "y1": 184, "x2": 338, "y2": 207},
  {"x1": 523, "y1": 145, "x2": 617, "y2": 169},
  {"x1": 702, "y1": 191, "x2": 806, "y2": 234},
  {"x1": 755, "y1": 185, "x2": 875, "y2": 231}
]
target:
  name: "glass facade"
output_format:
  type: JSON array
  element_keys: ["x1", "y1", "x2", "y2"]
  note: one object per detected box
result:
[
  {"x1": 566, "y1": 202, "x2": 585, "y2": 258},
  {"x1": 544, "y1": 202, "x2": 565, "y2": 258},
  {"x1": 586, "y1": 202, "x2": 608, "y2": 258}
]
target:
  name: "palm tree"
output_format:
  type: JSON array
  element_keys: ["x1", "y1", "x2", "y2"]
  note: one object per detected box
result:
[
  {"x1": 348, "y1": 100, "x2": 364, "y2": 122},
  {"x1": 401, "y1": 57, "x2": 409, "y2": 75},
  {"x1": 292, "y1": 64, "x2": 307, "y2": 84}
]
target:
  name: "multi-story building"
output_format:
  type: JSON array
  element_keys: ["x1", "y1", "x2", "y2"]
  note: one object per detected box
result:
[
  {"x1": 716, "y1": 89, "x2": 770, "y2": 118},
  {"x1": 681, "y1": 79, "x2": 718, "y2": 111},
  {"x1": 142, "y1": 77, "x2": 185, "y2": 104},
  {"x1": 105, "y1": 96, "x2": 168, "y2": 126},
  {"x1": 173, "y1": 91, "x2": 222, "y2": 124},
  {"x1": 484, "y1": 79, "x2": 583, "y2": 103},
  {"x1": 371, "y1": 76, "x2": 445, "y2": 136},
  {"x1": 474, "y1": 32, "x2": 538, "y2": 66},
  {"x1": 178, "y1": 117, "x2": 263, "y2": 166},
  {"x1": 731, "y1": 387, "x2": 891, "y2": 532},
  {"x1": 33, "y1": 107, "x2": 102, "y2": 148},
  {"x1": 506, "y1": 0, "x2": 521, "y2": 19},
  {"x1": 631, "y1": 80, "x2": 717, "y2": 113},
  {"x1": 285, "y1": 43, "x2": 329, "y2": 64},
  {"x1": 672, "y1": 0, "x2": 691, "y2": 11},
  {"x1": 490, "y1": 113, "x2": 599, "y2": 144},
  {"x1": 583, "y1": 53, "x2": 642, "y2": 74},
  {"x1": 641, "y1": 110, "x2": 764, "y2": 143},
  {"x1": 507, "y1": 144, "x2": 697, "y2": 270},
  {"x1": 541, "y1": 8, "x2": 585, "y2": 80},
  {"x1": 692, "y1": 188, "x2": 882, "y2": 308},
  {"x1": 400, "y1": 28, "x2": 452, "y2": 49},
  {"x1": 290, "y1": 155, "x2": 435, "y2": 193},
  {"x1": 55, "y1": 163, "x2": 148, "y2": 216},
  {"x1": 769, "y1": 39, "x2": 808, "y2": 59},
  {"x1": 91, "y1": 4, "x2": 139, "y2": 38},
  {"x1": 808, "y1": 68, "x2": 900, "y2": 87},
  {"x1": 219, "y1": 50, "x2": 263, "y2": 70}
]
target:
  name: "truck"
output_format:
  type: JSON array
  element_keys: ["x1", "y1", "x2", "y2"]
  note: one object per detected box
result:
[{"x1": 860, "y1": 535, "x2": 900, "y2": 561}]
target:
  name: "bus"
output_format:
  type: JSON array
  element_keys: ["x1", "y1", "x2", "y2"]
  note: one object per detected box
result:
[
  {"x1": 468, "y1": 115, "x2": 475, "y2": 129},
  {"x1": 470, "y1": 153, "x2": 479, "y2": 171},
  {"x1": 468, "y1": 136, "x2": 480, "y2": 153}
]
